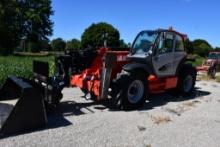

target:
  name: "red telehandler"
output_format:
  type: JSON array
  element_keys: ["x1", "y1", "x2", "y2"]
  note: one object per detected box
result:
[
  {"x1": 56, "y1": 28, "x2": 196, "y2": 110},
  {"x1": 0, "y1": 28, "x2": 196, "y2": 135}
]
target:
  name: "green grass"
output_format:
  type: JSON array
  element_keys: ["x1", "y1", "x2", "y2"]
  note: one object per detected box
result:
[
  {"x1": 216, "y1": 76, "x2": 220, "y2": 83},
  {"x1": 187, "y1": 54, "x2": 205, "y2": 67},
  {"x1": 0, "y1": 53, "x2": 208, "y2": 85},
  {"x1": 194, "y1": 54, "x2": 205, "y2": 67},
  {"x1": 0, "y1": 56, "x2": 55, "y2": 85}
]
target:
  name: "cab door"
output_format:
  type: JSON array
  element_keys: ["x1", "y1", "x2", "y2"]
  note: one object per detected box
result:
[
  {"x1": 152, "y1": 32, "x2": 175, "y2": 77},
  {"x1": 173, "y1": 34, "x2": 187, "y2": 74}
]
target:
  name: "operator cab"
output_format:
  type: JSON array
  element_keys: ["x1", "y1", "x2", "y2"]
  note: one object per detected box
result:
[{"x1": 129, "y1": 29, "x2": 187, "y2": 77}]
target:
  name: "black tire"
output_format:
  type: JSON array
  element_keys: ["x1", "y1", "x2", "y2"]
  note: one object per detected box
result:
[
  {"x1": 208, "y1": 67, "x2": 216, "y2": 79},
  {"x1": 111, "y1": 72, "x2": 147, "y2": 110},
  {"x1": 176, "y1": 67, "x2": 196, "y2": 96}
]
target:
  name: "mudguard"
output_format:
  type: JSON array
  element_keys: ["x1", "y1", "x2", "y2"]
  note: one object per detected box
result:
[
  {"x1": 177, "y1": 63, "x2": 197, "y2": 76},
  {"x1": 122, "y1": 62, "x2": 153, "y2": 75}
]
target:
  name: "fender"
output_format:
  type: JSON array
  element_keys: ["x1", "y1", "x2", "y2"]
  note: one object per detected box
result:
[
  {"x1": 122, "y1": 62, "x2": 154, "y2": 75},
  {"x1": 176, "y1": 62, "x2": 197, "y2": 76},
  {"x1": 175, "y1": 56, "x2": 197, "y2": 76}
]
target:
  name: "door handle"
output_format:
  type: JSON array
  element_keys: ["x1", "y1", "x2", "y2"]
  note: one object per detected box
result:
[{"x1": 159, "y1": 63, "x2": 171, "y2": 71}]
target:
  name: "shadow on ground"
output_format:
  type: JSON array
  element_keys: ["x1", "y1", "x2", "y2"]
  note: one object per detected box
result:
[
  {"x1": 0, "y1": 88, "x2": 210, "y2": 139},
  {"x1": 54, "y1": 88, "x2": 211, "y2": 115},
  {"x1": 139, "y1": 88, "x2": 210, "y2": 111}
]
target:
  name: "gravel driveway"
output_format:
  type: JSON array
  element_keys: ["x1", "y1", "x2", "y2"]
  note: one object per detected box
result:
[{"x1": 0, "y1": 80, "x2": 220, "y2": 147}]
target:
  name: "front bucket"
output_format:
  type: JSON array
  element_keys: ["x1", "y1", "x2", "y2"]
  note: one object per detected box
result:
[{"x1": 0, "y1": 76, "x2": 47, "y2": 135}]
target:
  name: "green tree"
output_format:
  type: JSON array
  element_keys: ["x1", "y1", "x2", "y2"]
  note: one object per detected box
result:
[
  {"x1": 0, "y1": 0, "x2": 53, "y2": 55},
  {"x1": 66, "y1": 39, "x2": 81, "y2": 50},
  {"x1": 127, "y1": 42, "x2": 132, "y2": 48},
  {"x1": 27, "y1": 41, "x2": 41, "y2": 52},
  {"x1": 27, "y1": 40, "x2": 51, "y2": 52},
  {"x1": 184, "y1": 39, "x2": 193, "y2": 54},
  {"x1": 0, "y1": 0, "x2": 22, "y2": 55},
  {"x1": 23, "y1": 0, "x2": 53, "y2": 45},
  {"x1": 215, "y1": 47, "x2": 220, "y2": 51},
  {"x1": 40, "y1": 40, "x2": 52, "y2": 51},
  {"x1": 119, "y1": 39, "x2": 128, "y2": 48},
  {"x1": 51, "y1": 38, "x2": 66, "y2": 51},
  {"x1": 81, "y1": 22, "x2": 120, "y2": 49},
  {"x1": 193, "y1": 39, "x2": 213, "y2": 57}
]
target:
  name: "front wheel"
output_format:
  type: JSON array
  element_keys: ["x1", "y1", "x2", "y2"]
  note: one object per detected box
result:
[
  {"x1": 111, "y1": 72, "x2": 147, "y2": 110},
  {"x1": 176, "y1": 67, "x2": 196, "y2": 96}
]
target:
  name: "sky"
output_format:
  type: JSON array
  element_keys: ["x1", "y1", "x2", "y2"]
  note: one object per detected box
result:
[{"x1": 51, "y1": 0, "x2": 220, "y2": 47}]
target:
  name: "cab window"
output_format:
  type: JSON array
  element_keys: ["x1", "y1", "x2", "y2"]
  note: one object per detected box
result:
[
  {"x1": 156, "y1": 32, "x2": 174, "y2": 54},
  {"x1": 175, "y1": 35, "x2": 184, "y2": 52}
]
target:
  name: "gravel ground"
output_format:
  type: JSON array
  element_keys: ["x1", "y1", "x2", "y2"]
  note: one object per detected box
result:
[{"x1": 1, "y1": 80, "x2": 220, "y2": 147}]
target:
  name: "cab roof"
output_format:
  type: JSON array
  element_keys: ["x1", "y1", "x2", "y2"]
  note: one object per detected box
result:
[{"x1": 156, "y1": 28, "x2": 188, "y2": 41}]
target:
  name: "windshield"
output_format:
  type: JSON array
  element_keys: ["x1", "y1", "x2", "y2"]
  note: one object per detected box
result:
[
  {"x1": 132, "y1": 31, "x2": 158, "y2": 54},
  {"x1": 208, "y1": 53, "x2": 219, "y2": 59}
]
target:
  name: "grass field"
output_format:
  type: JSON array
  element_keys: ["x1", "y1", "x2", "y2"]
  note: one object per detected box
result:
[
  {"x1": 216, "y1": 76, "x2": 220, "y2": 83},
  {"x1": 0, "y1": 54, "x2": 208, "y2": 85},
  {"x1": 0, "y1": 56, "x2": 55, "y2": 85}
]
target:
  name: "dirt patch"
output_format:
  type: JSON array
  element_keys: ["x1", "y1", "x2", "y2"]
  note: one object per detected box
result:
[
  {"x1": 164, "y1": 100, "x2": 201, "y2": 116},
  {"x1": 183, "y1": 100, "x2": 202, "y2": 108},
  {"x1": 164, "y1": 107, "x2": 184, "y2": 116},
  {"x1": 197, "y1": 72, "x2": 220, "y2": 83},
  {"x1": 151, "y1": 115, "x2": 171, "y2": 125},
  {"x1": 197, "y1": 74, "x2": 211, "y2": 81},
  {"x1": 183, "y1": 102, "x2": 196, "y2": 108}
]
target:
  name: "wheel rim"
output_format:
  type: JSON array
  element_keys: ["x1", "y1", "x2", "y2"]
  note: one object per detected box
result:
[
  {"x1": 183, "y1": 75, "x2": 193, "y2": 93},
  {"x1": 127, "y1": 80, "x2": 144, "y2": 104}
]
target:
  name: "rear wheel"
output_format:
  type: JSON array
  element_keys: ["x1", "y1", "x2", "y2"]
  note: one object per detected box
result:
[
  {"x1": 208, "y1": 67, "x2": 216, "y2": 79},
  {"x1": 112, "y1": 72, "x2": 147, "y2": 110},
  {"x1": 176, "y1": 67, "x2": 196, "y2": 96}
]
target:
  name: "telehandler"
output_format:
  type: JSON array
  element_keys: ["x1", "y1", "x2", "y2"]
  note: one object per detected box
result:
[{"x1": 0, "y1": 28, "x2": 196, "y2": 135}]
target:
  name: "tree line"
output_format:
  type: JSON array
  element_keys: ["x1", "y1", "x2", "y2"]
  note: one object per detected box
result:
[
  {"x1": 51, "y1": 26, "x2": 220, "y2": 58},
  {"x1": 185, "y1": 39, "x2": 220, "y2": 57},
  {"x1": 51, "y1": 22, "x2": 129, "y2": 51},
  {"x1": 0, "y1": 0, "x2": 53, "y2": 55},
  {"x1": 0, "y1": 1, "x2": 219, "y2": 57},
  {"x1": 20, "y1": 21, "x2": 220, "y2": 58}
]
